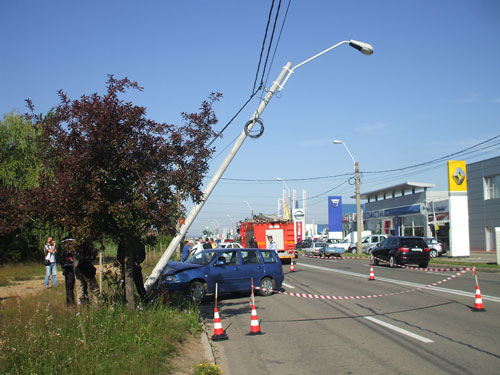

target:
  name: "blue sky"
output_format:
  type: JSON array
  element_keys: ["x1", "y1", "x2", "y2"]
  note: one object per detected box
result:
[{"x1": 2, "y1": 0, "x2": 499, "y2": 237}]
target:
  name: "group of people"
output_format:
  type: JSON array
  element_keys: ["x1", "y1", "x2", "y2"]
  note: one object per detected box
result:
[
  {"x1": 43, "y1": 236, "x2": 100, "y2": 307},
  {"x1": 181, "y1": 237, "x2": 217, "y2": 261},
  {"x1": 43, "y1": 235, "x2": 147, "y2": 307},
  {"x1": 180, "y1": 235, "x2": 279, "y2": 262}
]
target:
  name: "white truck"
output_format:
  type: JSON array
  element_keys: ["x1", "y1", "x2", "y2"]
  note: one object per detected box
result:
[{"x1": 337, "y1": 231, "x2": 372, "y2": 253}]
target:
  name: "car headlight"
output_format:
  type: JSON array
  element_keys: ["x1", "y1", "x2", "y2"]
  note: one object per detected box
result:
[{"x1": 165, "y1": 275, "x2": 177, "y2": 282}]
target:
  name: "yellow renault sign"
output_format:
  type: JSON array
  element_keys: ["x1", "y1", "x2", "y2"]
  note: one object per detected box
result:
[{"x1": 447, "y1": 160, "x2": 467, "y2": 192}]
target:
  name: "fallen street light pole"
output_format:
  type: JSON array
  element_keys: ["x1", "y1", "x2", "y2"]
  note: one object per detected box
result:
[
  {"x1": 144, "y1": 62, "x2": 292, "y2": 290},
  {"x1": 144, "y1": 40, "x2": 373, "y2": 291}
]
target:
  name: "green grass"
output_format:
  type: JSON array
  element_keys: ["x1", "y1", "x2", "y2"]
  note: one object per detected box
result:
[
  {"x1": 0, "y1": 256, "x2": 208, "y2": 375},
  {"x1": 430, "y1": 258, "x2": 500, "y2": 270}
]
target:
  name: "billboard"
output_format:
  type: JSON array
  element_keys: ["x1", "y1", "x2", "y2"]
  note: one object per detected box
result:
[{"x1": 328, "y1": 196, "x2": 343, "y2": 232}]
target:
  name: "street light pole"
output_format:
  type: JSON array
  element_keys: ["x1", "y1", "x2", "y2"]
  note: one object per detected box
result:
[
  {"x1": 333, "y1": 140, "x2": 363, "y2": 255},
  {"x1": 144, "y1": 39, "x2": 373, "y2": 290},
  {"x1": 242, "y1": 200, "x2": 254, "y2": 219},
  {"x1": 276, "y1": 177, "x2": 292, "y2": 219}
]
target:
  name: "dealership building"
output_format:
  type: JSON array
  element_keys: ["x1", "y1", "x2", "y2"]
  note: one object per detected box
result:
[{"x1": 339, "y1": 156, "x2": 500, "y2": 253}]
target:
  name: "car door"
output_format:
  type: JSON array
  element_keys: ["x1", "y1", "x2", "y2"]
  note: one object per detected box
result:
[
  {"x1": 211, "y1": 250, "x2": 243, "y2": 292},
  {"x1": 239, "y1": 250, "x2": 265, "y2": 291}
]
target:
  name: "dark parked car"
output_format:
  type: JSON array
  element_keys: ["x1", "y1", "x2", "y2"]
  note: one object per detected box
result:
[
  {"x1": 158, "y1": 248, "x2": 284, "y2": 301},
  {"x1": 295, "y1": 238, "x2": 313, "y2": 250},
  {"x1": 370, "y1": 236, "x2": 430, "y2": 268}
]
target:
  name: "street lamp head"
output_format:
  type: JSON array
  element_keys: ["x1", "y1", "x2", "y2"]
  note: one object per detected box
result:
[
  {"x1": 348, "y1": 40, "x2": 374, "y2": 55},
  {"x1": 276, "y1": 177, "x2": 283, "y2": 181},
  {"x1": 333, "y1": 140, "x2": 343, "y2": 144}
]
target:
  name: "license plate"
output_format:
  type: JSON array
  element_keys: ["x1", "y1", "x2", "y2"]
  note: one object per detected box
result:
[{"x1": 411, "y1": 248, "x2": 422, "y2": 252}]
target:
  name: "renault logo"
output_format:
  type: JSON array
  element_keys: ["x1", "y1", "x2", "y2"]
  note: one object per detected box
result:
[{"x1": 453, "y1": 167, "x2": 465, "y2": 185}]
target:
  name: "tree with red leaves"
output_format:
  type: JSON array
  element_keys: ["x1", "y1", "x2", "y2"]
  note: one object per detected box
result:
[{"x1": 26, "y1": 76, "x2": 220, "y2": 306}]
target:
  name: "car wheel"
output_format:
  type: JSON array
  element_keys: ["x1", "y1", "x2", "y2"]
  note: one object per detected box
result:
[
  {"x1": 258, "y1": 277, "x2": 275, "y2": 296},
  {"x1": 389, "y1": 255, "x2": 397, "y2": 268},
  {"x1": 429, "y1": 249, "x2": 438, "y2": 258},
  {"x1": 349, "y1": 247, "x2": 356, "y2": 254},
  {"x1": 371, "y1": 255, "x2": 379, "y2": 266},
  {"x1": 419, "y1": 262, "x2": 429, "y2": 268},
  {"x1": 187, "y1": 281, "x2": 206, "y2": 302}
]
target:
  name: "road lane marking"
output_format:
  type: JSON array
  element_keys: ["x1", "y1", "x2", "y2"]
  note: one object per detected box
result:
[
  {"x1": 364, "y1": 316, "x2": 434, "y2": 343},
  {"x1": 298, "y1": 262, "x2": 500, "y2": 303},
  {"x1": 282, "y1": 282, "x2": 295, "y2": 289}
]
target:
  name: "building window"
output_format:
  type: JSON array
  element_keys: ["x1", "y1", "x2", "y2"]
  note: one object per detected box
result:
[{"x1": 484, "y1": 174, "x2": 500, "y2": 200}]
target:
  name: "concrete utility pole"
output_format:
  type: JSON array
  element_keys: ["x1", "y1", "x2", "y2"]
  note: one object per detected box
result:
[
  {"x1": 145, "y1": 39, "x2": 373, "y2": 290},
  {"x1": 354, "y1": 161, "x2": 363, "y2": 255},
  {"x1": 333, "y1": 140, "x2": 363, "y2": 255}
]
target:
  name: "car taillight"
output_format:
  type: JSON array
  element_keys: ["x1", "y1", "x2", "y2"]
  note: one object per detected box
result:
[
  {"x1": 424, "y1": 248, "x2": 430, "y2": 252},
  {"x1": 398, "y1": 247, "x2": 409, "y2": 253}
]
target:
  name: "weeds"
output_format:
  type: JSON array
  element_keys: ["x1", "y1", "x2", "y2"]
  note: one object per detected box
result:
[{"x1": 0, "y1": 261, "x2": 204, "y2": 375}]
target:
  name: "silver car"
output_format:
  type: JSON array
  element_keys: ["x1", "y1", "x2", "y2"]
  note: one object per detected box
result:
[
  {"x1": 303, "y1": 242, "x2": 327, "y2": 256},
  {"x1": 424, "y1": 238, "x2": 445, "y2": 258}
]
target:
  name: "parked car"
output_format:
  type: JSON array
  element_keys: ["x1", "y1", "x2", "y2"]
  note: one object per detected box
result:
[
  {"x1": 216, "y1": 242, "x2": 243, "y2": 249},
  {"x1": 318, "y1": 243, "x2": 345, "y2": 257},
  {"x1": 326, "y1": 238, "x2": 342, "y2": 244},
  {"x1": 370, "y1": 236, "x2": 430, "y2": 268},
  {"x1": 302, "y1": 242, "x2": 327, "y2": 256},
  {"x1": 334, "y1": 238, "x2": 363, "y2": 253},
  {"x1": 361, "y1": 234, "x2": 388, "y2": 254},
  {"x1": 424, "y1": 238, "x2": 445, "y2": 258},
  {"x1": 158, "y1": 248, "x2": 284, "y2": 301},
  {"x1": 295, "y1": 238, "x2": 313, "y2": 250}
]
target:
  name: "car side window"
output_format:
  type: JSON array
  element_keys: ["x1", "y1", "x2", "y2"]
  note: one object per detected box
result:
[
  {"x1": 218, "y1": 250, "x2": 239, "y2": 265},
  {"x1": 241, "y1": 250, "x2": 260, "y2": 264},
  {"x1": 260, "y1": 250, "x2": 277, "y2": 263},
  {"x1": 387, "y1": 237, "x2": 398, "y2": 246},
  {"x1": 372, "y1": 236, "x2": 378, "y2": 243}
]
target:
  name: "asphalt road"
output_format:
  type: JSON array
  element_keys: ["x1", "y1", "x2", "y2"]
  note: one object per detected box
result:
[{"x1": 200, "y1": 256, "x2": 500, "y2": 375}]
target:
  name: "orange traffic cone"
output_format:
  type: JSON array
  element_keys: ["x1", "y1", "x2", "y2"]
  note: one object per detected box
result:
[
  {"x1": 290, "y1": 260, "x2": 295, "y2": 272},
  {"x1": 473, "y1": 285, "x2": 485, "y2": 312},
  {"x1": 247, "y1": 304, "x2": 264, "y2": 335},
  {"x1": 211, "y1": 307, "x2": 229, "y2": 340},
  {"x1": 368, "y1": 265, "x2": 375, "y2": 281}
]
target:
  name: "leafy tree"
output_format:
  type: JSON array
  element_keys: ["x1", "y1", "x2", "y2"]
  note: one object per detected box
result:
[
  {"x1": 27, "y1": 76, "x2": 220, "y2": 306},
  {"x1": 0, "y1": 112, "x2": 49, "y2": 262}
]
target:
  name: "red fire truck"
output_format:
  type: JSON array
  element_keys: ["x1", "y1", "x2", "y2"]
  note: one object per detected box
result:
[{"x1": 238, "y1": 216, "x2": 295, "y2": 263}]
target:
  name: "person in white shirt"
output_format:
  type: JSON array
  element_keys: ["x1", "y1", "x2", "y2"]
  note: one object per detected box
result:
[
  {"x1": 267, "y1": 235, "x2": 279, "y2": 254},
  {"x1": 44, "y1": 237, "x2": 58, "y2": 288}
]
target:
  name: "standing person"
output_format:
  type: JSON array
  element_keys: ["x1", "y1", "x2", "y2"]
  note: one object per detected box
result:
[
  {"x1": 44, "y1": 237, "x2": 57, "y2": 288},
  {"x1": 249, "y1": 236, "x2": 258, "y2": 248},
  {"x1": 202, "y1": 237, "x2": 212, "y2": 250},
  {"x1": 59, "y1": 238, "x2": 76, "y2": 306},
  {"x1": 74, "y1": 239, "x2": 99, "y2": 307},
  {"x1": 117, "y1": 237, "x2": 147, "y2": 303},
  {"x1": 210, "y1": 238, "x2": 216, "y2": 249},
  {"x1": 267, "y1": 235, "x2": 279, "y2": 254},
  {"x1": 182, "y1": 241, "x2": 192, "y2": 261}
]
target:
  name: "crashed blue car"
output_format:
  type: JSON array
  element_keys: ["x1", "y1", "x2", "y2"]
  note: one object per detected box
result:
[{"x1": 158, "y1": 248, "x2": 284, "y2": 301}]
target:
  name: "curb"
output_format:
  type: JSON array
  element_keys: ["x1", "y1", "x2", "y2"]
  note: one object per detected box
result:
[{"x1": 199, "y1": 317, "x2": 216, "y2": 364}]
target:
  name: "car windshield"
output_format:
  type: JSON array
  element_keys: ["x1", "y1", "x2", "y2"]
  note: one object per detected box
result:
[{"x1": 184, "y1": 250, "x2": 218, "y2": 265}]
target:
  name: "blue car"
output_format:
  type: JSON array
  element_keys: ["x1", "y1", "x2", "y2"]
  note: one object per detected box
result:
[{"x1": 159, "y1": 248, "x2": 284, "y2": 301}]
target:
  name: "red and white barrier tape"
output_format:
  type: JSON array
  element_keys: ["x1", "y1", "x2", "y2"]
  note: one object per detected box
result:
[
  {"x1": 300, "y1": 253, "x2": 473, "y2": 273},
  {"x1": 254, "y1": 269, "x2": 468, "y2": 300},
  {"x1": 301, "y1": 254, "x2": 365, "y2": 260},
  {"x1": 371, "y1": 255, "x2": 473, "y2": 272}
]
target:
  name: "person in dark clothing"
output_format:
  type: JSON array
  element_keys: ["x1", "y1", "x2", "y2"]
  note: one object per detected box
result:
[
  {"x1": 202, "y1": 237, "x2": 212, "y2": 250},
  {"x1": 75, "y1": 239, "x2": 100, "y2": 307},
  {"x1": 59, "y1": 238, "x2": 76, "y2": 306},
  {"x1": 182, "y1": 241, "x2": 192, "y2": 261},
  {"x1": 249, "y1": 236, "x2": 258, "y2": 248},
  {"x1": 117, "y1": 238, "x2": 146, "y2": 301}
]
